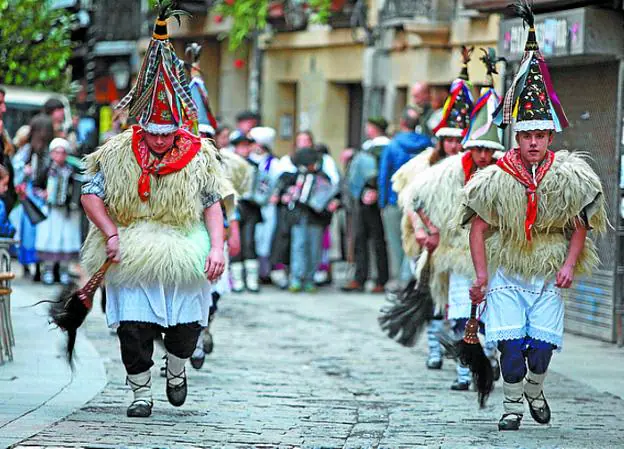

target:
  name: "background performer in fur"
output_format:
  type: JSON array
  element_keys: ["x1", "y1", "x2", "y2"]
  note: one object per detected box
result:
[
  {"x1": 80, "y1": 1, "x2": 229, "y2": 418},
  {"x1": 461, "y1": 0, "x2": 607, "y2": 431},
  {"x1": 189, "y1": 123, "x2": 250, "y2": 369},
  {"x1": 409, "y1": 48, "x2": 504, "y2": 399},
  {"x1": 385, "y1": 47, "x2": 473, "y2": 369}
]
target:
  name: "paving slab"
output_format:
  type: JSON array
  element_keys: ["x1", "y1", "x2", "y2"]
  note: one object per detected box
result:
[{"x1": 7, "y1": 281, "x2": 624, "y2": 449}]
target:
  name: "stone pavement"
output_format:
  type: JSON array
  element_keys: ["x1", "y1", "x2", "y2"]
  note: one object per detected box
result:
[
  {"x1": 6, "y1": 281, "x2": 624, "y2": 449},
  {"x1": 0, "y1": 280, "x2": 106, "y2": 449}
]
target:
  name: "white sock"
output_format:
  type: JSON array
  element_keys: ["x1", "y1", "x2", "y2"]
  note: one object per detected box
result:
[
  {"x1": 503, "y1": 381, "x2": 525, "y2": 415},
  {"x1": 525, "y1": 370, "x2": 547, "y2": 408},
  {"x1": 167, "y1": 353, "x2": 187, "y2": 386},
  {"x1": 127, "y1": 370, "x2": 152, "y2": 403}
]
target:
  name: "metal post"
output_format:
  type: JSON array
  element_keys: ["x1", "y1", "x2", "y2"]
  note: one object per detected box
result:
[
  {"x1": 84, "y1": 1, "x2": 98, "y2": 118},
  {"x1": 249, "y1": 31, "x2": 263, "y2": 115},
  {"x1": 615, "y1": 57, "x2": 624, "y2": 346}
]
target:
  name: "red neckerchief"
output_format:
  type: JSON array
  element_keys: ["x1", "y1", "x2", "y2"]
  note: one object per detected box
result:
[
  {"x1": 496, "y1": 148, "x2": 555, "y2": 241},
  {"x1": 131, "y1": 126, "x2": 201, "y2": 202},
  {"x1": 462, "y1": 152, "x2": 475, "y2": 184},
  {"x1": 462, "y1": 151, "x2": 499, "y2": 184}
]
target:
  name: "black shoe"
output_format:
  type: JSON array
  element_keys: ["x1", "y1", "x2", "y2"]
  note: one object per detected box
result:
[
  {"x1": 166, "y1": 368, "x2": 188, "y2": 407},
  {"x1": 498, "y1": 413, "x2": 522, "y2": 431},
  {"x1": 33, "y1": 264, "x2": 42, "y2": 282},
  {"x1": 202, "y1": 331, "x2": 214, "y2": 354},
  {"x1": 491, "y1": 359, "x2": 501, "y2": 381},
  {"x1": 525, "y1": 392, "x2": 551, "y2": 424},
  {"x1": 127, "y1": 400, "x2": 153, "y2": 418},
  {"x1": 426, "y1": 358, "x2": 443, "y2": 370},
  {"x1": 451, "y1": 380, "x2": 471, "y2": 391},
  {"x1": 190, "y1": 355, "x2": 205, "y2": 370},
  {"x1": 53, "y1": 262, "x2": 61, "y2": 283},
  {"x1": 259, "y1": 276, "x2": 272, "y2": 285}
]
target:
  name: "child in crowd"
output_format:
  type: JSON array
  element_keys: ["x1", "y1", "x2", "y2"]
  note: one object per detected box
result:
[{"x1": 35, "y1": 138, "x2": 82, "y2": 284}]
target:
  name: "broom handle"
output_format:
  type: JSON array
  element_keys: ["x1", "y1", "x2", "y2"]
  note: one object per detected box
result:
[
  {"x1": 78, "y1": 259, "x2": 113, "y2": 302},
  {"x1": 470, "y1": 302, "x2": 478, "y2": 320},
  {"x1": 463, "y1": 302, "x2": 481, "y2": 344}
]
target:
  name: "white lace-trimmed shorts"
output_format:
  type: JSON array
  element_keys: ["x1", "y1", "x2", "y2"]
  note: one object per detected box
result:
[{"x1": 482, "y1": 268, "x2": 564, "y2": 348}]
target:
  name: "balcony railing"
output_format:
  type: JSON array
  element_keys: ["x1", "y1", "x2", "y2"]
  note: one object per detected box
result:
[
  {"x1": 92, "y1": 0, "x2": 145, "y2": 41},
  {"x1": 178, "y1": 0, "x2": 215, "y2": 14},
  {"x1": 462, "y1": 0, "x2": 605, "y2": 13},
  {"x1": 379, "y1": 0, "x2": 454, "y2": 24},
  {"x1": 327, "y1": 0, "x2": 360, "y2": 28},
  {"x1": 267, "y1": 0, "x2": 309, "y2": 32}
]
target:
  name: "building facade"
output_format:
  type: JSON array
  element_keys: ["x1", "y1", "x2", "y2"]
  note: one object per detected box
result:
[{"x1": 168, "y1": 3, "x2": 253, "y2": 130}]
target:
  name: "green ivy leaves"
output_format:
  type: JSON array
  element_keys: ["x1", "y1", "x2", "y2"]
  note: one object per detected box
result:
[
  {"x1": 0, "y1": 0, "x2": 74, "y2": 91},
  {"x1": 216, "y1": 0, "x2": 332, "y2": 50}
]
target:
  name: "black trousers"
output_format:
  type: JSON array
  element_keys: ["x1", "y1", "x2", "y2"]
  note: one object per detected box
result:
[
  {"x1": 270, "y1": 204, "x2": 292, "y2": 266},
  {"x1": 354, "y1": 204, "x2": 389, "y2": 286},
  {"x1": 117, "y1": 321, "x2": 202, "y2": 375},
  {"x1": 231, "y1": 201, "x2": 262, "y2": 263}
]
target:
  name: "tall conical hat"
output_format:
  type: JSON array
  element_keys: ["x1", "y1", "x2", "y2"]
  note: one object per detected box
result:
[
  {"x1": 433, "y1": 46, "x2": 475, "y2": 138},
  {"x1": 116, "y1": 1, "x2": 196, "y2": 134},
  {"x1": 185, "y1": 42, "x2": 202, "y2": 72},
  {"x1": 493, "y1": 0, "x2": 568, "y2": 132},
  {"x1": 463, "y1": 48, "x2": 504, "y2": 151},
  {"x1": 185, "y1": 41, "x2": 218, "y2": 130}
]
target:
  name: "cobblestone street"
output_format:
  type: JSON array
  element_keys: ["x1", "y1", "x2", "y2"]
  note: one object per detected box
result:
[{"x1": 9, "y1": 284, "x2": 624, "y2": 449}]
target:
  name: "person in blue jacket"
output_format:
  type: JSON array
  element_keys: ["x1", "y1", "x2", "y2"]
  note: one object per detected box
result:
[{"x1": 378, "y1": 107, "x2": 432, "y2": 289}]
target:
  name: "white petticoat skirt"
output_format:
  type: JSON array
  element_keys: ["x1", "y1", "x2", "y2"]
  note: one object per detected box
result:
[
  {"x1": 211, "y1": 245, "x2": 231, "y2": 296},
  {"x1": 447, "y1": 273, "x2": 485, "y2": 320},
  {"x1": 482, "y1": 268, "x2": 564, "y2": 348},
  {"x1": 105, "y1": 280, "x2": 213, "y2": 329},
  {"x1": 35, "y1": 207, "x2": 82, "y2": 259}
]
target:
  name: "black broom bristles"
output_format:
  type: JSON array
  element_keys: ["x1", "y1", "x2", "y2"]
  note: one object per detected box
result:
[
  {"x1": 459, "y1": 306, "x2": 494, "y2": 408},
  {"x1": 436, "y1": 307, "x2": 495, "y2": 408},
  {"x1": 458, "y1": 336, "x2": 494, "y2": 408},
  {"x1": 378, "y1": 256, "x2": 434, "y2": 347},
  {"x1": 48, "y1": 260, "x2": 113, "y2": 367},
  {"x1": 48, "y1": 282, "x2": 89, "y2": 367}
]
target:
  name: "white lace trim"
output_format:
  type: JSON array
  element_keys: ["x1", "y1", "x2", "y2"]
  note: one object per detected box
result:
[
  {"x1": 463, "y1": 139, "x2": 505, "y2": 151},
  {"x1": 435, "y1": 127, "x2": 464, "y2": 138},
  {"x1": 528, "y1": 328, "x2": 563, "y2": 349},
  {"x1": 485, "y1": 327, "x2": 526, "y2": 344},
  {"x1": 142, "y1": 123, "x2": 179, "y2": 134},
  {"x1": 485, "y1": 327, "x2": 563, "y2": 350},
  {"x1": 513, "y1": 119, "x2": 555, "y2": 132}
]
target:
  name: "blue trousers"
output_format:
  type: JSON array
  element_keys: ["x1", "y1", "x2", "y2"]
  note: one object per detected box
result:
[
  {"x1": 290, "y1": 216, "x2": 323, "y2": 284},
  {"x1": 498, "y1": 337, "x2": 555, "y2": 383}
]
